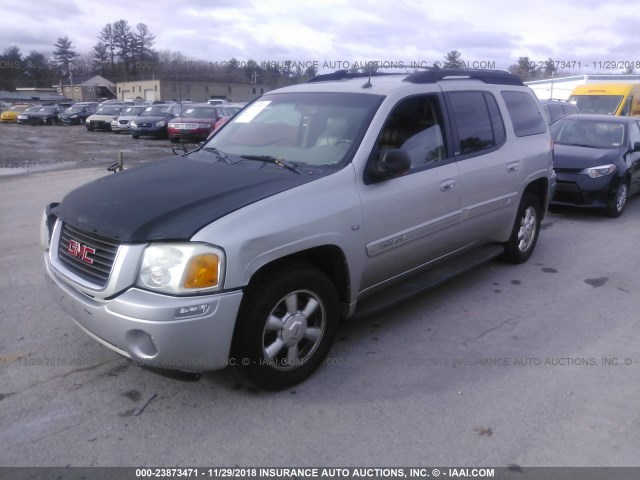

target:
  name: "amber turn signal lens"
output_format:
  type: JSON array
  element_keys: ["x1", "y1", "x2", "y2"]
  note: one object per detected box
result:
[{"x1": 183, "y1": 254, "x2": 219, "y2": 289}]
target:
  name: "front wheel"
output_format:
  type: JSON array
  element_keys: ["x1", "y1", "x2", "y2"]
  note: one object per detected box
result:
[
  {"x1": 232, "y1": 263, "x2": 339, "y2": 391},
  {"x1": 605, "y1": 180, "x2": 628, "y2": 218},
  {"x1": 501, "y1": 193, "x2": 541, "y2": 264}
]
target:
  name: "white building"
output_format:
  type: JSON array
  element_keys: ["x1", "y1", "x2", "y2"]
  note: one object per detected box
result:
[{"x1": 526, "y1": 74, "x2": 640, "y2": 100}]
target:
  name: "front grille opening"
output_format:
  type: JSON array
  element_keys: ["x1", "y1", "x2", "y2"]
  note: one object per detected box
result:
[{"x1": 57, "y1": 223, "x2": 120, "y2": 287}]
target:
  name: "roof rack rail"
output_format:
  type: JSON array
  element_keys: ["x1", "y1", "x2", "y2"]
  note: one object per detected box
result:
[
  {"x1": 404, "y1": 69, "x2": 523, "y2": 86},
  {"x1": 307, "y1": 70, "x2": 405, "y2": 83}
]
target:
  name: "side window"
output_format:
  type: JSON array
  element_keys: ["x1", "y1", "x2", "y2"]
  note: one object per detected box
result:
[
  {"x1": 620, "y1": 96, "x2": 633, "y2": 116},
  {"x1": 501, "y1": 91, "x2": 547, "y2": 137},
  {"x1": 547, "y1": 104, "x2": 564, "y2": 123},
  {"x1": 449, "y1": 91, "x2": 501, "y2": 155},
  {"x1": 376, "y1": 94, "x2": 447, "y2": 170}
]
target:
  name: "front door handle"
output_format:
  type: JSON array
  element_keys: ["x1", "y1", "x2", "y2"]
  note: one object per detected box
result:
[{"x1": 440, "y1": 179, "x2": 456, "y2": 192}]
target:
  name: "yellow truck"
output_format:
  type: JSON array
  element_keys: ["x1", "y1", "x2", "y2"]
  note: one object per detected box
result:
[{"x1": 569, "y1": 83, "x2": 640, "y2": 116}]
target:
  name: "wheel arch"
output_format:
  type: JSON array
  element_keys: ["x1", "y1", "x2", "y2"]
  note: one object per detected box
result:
[
  {"x1": 523, "y1": 176, "x2": 549, "y2": 219},
  {"x1": 243, "y1": 245, "x2": 351, "y2": 313}
]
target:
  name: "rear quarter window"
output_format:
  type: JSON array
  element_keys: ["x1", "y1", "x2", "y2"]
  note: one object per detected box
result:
[{"x1": 501, "y1": 91, "x2": 547, "y2": 137}]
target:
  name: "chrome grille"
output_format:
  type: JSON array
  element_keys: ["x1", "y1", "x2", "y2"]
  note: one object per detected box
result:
[{"x1": 57, "y1": 223, "x2": 120, "y2": 287}]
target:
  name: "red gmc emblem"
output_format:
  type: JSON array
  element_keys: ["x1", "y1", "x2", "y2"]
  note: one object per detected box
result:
[{"x1": 67, "y1": 239, "x2": 96, "y2": 265}]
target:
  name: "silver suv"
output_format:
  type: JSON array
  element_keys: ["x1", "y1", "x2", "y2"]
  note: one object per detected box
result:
[{"x1": 42, "y1": 69, "x2": 555, "y2": 390}]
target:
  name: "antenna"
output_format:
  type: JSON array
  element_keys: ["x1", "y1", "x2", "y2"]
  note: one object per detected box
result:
[{"x1": 362, "y1": 70, "x2": 373, "y2": 89}]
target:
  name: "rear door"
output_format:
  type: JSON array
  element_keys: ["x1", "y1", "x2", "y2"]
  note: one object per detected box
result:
[
  {"x1": 442, "y1": 88, "x2": 518, "y2": 243},
  {"x1": 628, "y1": 121, "x2": 640, "y2": 193}
]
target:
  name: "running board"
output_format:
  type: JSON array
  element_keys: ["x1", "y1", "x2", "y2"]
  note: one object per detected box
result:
[{"x1": 352, "y1": 244, "x2": 505, "y2": 319}]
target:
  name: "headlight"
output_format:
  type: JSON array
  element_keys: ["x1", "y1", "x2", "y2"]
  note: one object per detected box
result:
[
  {"x1": 70, "y1": 114, "x2": 78, "y2": 118},
  {"x1": 156, "y1": 120, "x2": 166, "y2": 127},
  {"x1": 130, "y1": 120, "x2": 137, "y2": 127},
  {"x1": 580, "y1": 164, "x2": 616, "y2": 178},
  {"x1": 137, "y1": 243, "x2": 225, "y2": 295},
  {"x1": 197, "y1": 123, "x2": 212, "y2": 129}
]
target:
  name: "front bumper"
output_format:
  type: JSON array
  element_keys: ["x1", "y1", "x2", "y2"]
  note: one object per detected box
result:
[
  {"x1": 551, "y1": 171, "x2": 618, "y2": 208},
  {"x1": 130, "y1": 126, "x2": 167, "y2": 138},
  {"x1": 44, "y1": 253, "x2": 243, "y2": 371},
  {"x1": 86, "y1": 120, "x2": 112, "y2": 130},
  {"x1": 168, "y1": 128, "x2": 211, "y2": 142}
]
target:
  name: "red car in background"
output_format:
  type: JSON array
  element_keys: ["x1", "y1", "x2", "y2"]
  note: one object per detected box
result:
[{"x1": 167, "y1": 104, "x2": 230, "y2": 143}]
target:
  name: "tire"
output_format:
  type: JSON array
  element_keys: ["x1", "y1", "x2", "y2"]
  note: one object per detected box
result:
[
  {"x1": 86, "y1": 125, "x2": 94, "y2": 131},
  {"x1": 605, "y1": 180, "x2": 628, "y2": 218},
  {"x1": 501, "y1": 193, "x2": 541, "y2": 264},
  {"x1": 232, "y1": 263, "x2": 339, "y2": 391},
  {"x1": 131, "y1": 134, "x2": 140, "y2": 139},
  {"x1": 170, "y1": 137, "x2": 180, "y2": 143}
]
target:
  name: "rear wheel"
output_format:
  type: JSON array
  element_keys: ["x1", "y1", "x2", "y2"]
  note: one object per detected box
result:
[
  {"x1": 605, "y1": 180, "x2": 628, "y2": 218},
  {"x1": 501, "y1": 193, "x2": 541, "y2": 264},
  {"x1": 232, "y1": 263, "x2": 339, "y2": 391}
]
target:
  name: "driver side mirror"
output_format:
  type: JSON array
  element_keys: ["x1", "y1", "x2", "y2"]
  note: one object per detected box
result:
[{"x1": 371, "y1": 149, "x2": 411, "y2": 180}]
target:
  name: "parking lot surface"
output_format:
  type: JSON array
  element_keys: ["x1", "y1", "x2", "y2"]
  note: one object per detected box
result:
[
  {"x1": 0, "y1": 123, "x2": 182, "y2": 176},
  {"x1": 1, "y1": 126, "x2": 640, "y2": 467}
]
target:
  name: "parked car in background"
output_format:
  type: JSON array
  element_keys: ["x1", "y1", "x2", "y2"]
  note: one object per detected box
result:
[
  {"x1": 59, "y1": 103, "x2": 98, "y2": 125},
  {"x1": 17, "y1": 106, "x2": 48, "y2": 125},
  {"x1": 130, "y1": 104, "x2": 184, "y2": 139},
  {"x1": 539, "y1": 99, "x2": 579, "y2": 124},
  {"x1": 206, "y1": 99, "x2": 228, "y2": 106},
  {"x1": 550, "y1": 114, "x2": 640, "y2": 217},
  {"x1": 111, "y1": 105, "x2": 147, "y2": 134},
  {"x1": 86, "y1": 104, "x2": 127, "y2": 131},
  {"x1": 167, "y1": 104, "x2": 230, "y2": 143},
  {"x1": 20, "y1": 106, "x2": 64, "y2": 125},
  {"x1": 0, "y1": 104, "x2": 32, "y2": 123}
]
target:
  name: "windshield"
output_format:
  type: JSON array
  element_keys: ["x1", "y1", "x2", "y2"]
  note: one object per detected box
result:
[
  {"x1": 25, "y1": 106, "x2": 42, "y2": 113},
  {"x1": 182, "y1": 107, "x2": 219, "y2": 118},
  {"x1": 65, "y1": 106, "x2": 85, "y2": 114},
  {"x1": 140, "y1": 106, "x2": 171, "y2": 116},
  {"x1": 95, "y1": 106, "x2": 125, "y2": 115},
  {"x1": 550, "y1": 118, "x2": 625, "y2": 149},
  {"x1": 122, "y1": 106, "x2": 146, "y2": 115},
  {"x1": 569, "y1": 95, "x2": 623, "y2": 115},
  {"x1": 204, "y1": 92, "x2": 382, "y2": 167}
]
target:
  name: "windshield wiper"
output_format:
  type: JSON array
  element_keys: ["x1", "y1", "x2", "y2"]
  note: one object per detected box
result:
[
  {"x1": 202, "y1": 147, "x2": 233, "y2": 164},
  {"x1": 240, "y1": 155, "x2": 301, "y2": 174}
]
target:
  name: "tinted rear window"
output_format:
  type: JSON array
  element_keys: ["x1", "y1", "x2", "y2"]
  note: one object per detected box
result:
[{"x1": 501, "y1": 91, "x2": 547, "y2": 137}]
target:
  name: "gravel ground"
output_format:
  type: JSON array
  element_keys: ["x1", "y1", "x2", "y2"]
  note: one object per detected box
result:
[{"x1": 0, "y1": 122, "x2": 193, "y2": 176}]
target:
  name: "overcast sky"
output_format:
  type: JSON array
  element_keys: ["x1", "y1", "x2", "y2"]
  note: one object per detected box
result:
[{"x1": 2, "y1": 0, "x2": 640, "y2": 74}]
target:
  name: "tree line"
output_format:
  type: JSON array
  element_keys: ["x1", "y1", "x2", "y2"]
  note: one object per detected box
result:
[{"x1": 1, "y1": 35, "x2": 635, "y2": 93}]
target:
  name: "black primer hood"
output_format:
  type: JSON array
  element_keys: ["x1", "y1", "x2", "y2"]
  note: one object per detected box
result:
[{"x1": 53, "y1": 152, "x2": 324, "y2": 242}]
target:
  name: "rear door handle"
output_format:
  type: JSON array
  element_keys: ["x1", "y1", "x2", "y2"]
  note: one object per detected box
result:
[{"x1": 440, "y1": 179, "x2": 456, "y2": 192}]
